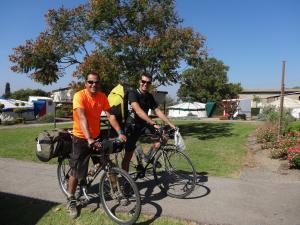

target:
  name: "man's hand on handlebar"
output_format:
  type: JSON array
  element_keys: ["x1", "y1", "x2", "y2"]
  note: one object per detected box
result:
[
  {"x1": 88, "y1": 138, "x2": 102, "y2": 151},
  {"x1": 118, "y1": 134, "x2": 127, "y2": 142}
]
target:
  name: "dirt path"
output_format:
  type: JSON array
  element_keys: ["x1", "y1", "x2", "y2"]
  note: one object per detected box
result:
[{"x1": 242, "y1": 133, "x2": 300, "y2": 182}]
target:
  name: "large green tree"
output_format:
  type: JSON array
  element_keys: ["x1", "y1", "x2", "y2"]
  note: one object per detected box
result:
[
  {"x1": 9, "y1": 89, "x2": 48, "y2": 101},
  {"x1": 9, "y1": 0, "x2": 206, "y2": 93},
  {"x1": 177, "y1": 58, "x2": 242, "y2": 102}
]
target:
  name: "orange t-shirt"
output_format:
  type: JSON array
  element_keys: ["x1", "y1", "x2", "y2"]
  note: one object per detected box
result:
[{"x1": 73, "y1": 89, "x2": 110, "y2": 139}]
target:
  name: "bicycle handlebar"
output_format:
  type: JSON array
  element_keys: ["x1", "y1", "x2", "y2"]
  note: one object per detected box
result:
[
  {"x1": 153, "y1": 125, "x2": 177, "y2": 139},
  {"x1": 90, "y1": 138, "x2": 125, "y2": 154}
]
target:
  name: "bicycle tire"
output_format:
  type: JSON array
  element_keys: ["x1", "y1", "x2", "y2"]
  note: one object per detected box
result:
[
  {"x1": 57, "y1": 156, "x2": 71, "y2": 197},
  {"x1": 99, "y1": 167, "x2": 141, "y2": 225},
  {"x1": 153, "y1": 145, "x2": 196, "y2": 198}
]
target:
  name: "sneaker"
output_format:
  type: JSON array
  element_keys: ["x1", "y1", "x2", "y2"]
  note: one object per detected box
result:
[{"x1": 66, "y1": 196, "x2": 78, "y2": 219}]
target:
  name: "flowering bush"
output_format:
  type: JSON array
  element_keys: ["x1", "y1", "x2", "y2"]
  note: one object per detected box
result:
[
  {"x1": 255, "y1": 125, "x2": 277, "y2": 144},
  {"x1": 270, "y1": 134, "x2": 298, "y2": 159},
  {"x1": 288, "y1": 142, "x2": 300, "y2": 168}
]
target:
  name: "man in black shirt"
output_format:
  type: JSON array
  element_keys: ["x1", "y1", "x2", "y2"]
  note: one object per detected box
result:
[{"x1": 122, "y1": 73, "x2": 176, "y2": 172}]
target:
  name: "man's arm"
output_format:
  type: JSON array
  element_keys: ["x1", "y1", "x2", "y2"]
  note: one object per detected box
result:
[
  {"x1": 131, "y1": 102, "x2": 156, "y2": 126},
  {"x1": 154, "y1": 107, "x2": 176, "y2": 129},
  {"x1": 75, "y1": 108, "x2": 95, "y2": 145},
  {"x1": 105, "y1": 111, "x2": 126, "y2": 141}
]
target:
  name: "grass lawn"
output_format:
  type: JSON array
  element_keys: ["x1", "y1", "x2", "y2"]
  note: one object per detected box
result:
[
  {"x1": 0, "y1": 120, "x2": 257, "y2": 177},
  {"x1": 0, "y1": 192, "x2": 195, "y2": 225},
  {"x1": 175, "y1": 120, "x2": 257, "y2": 177}
]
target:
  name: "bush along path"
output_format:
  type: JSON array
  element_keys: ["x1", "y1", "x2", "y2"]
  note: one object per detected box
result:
[{"x1": 242, "y1": 132, "x2": 300, "y2": 182}]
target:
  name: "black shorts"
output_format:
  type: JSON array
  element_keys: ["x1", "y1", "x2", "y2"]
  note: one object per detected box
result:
[
  {"x1": 70, "y1": 136, "x2": 91, "y2": 182},
  {"x1": 125, "y1": 124, "x2": 155, "y2": 152}
]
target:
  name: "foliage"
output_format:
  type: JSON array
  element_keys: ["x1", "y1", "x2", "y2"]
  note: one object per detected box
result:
[
  {"x1": 217, "y1": 100, "x2": 238, "y2": 119},
  {"x1": 257, "y1": 105, "x2": 295, "y2": 131},
  {"x1": 285, "y1": 121, "x2": 300, "y2": 133},
  {"x1": 0, "y1": 103, "x2": 4, "y2": 110},
  {"x1": 251, "y1": 108, "x2": 260, "y2": 116},
  {"x1": 37, "y1": 113, "x2": 55, "y2": 123},
  {"x1": 10, "y1": 0, "x2": 207, "y2": 93},
  {"x1": 9, "y1": 88, "x2": 48, "y2": 101},
  {"x1": 3, "y1": 82, "x2": 11, "y2": 98},
  {"x1": 177, "y1": 58, "x2": 242, "y2": 102},
  {"x1": 252, "y1": 95, "x2": 261, "y2": 108},
  {"x1": 270, "y1": 134, "x2": 298, "y2": 159},
  {"x1": 55, "y1": 105, "x2": 73, "y2": 117},
  {"x1": 255, "y1": 124, "x2": 277, "y2": 144},
  {"x1": 287, "y1": 141, "x2": 300, "y2": 168},
  {"x1": 165, "y1": 95, "x2": 177, "y2": 107},
  {"x1": 15, "y1": 117, "x2": 25, "y2": 124}
]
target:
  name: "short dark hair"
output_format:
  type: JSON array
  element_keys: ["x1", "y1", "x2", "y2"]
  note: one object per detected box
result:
[
  {"x1": 86, "y1": 71, "x2": 100, "y2": 80},
  {"x1": 140, "y1": 73, "x2": 152, "y2": 82}
]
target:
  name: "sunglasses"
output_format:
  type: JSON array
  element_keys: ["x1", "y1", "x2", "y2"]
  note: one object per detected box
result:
[
  {"x1": 141, "y1": 80, "x2": 151, "y2": 85},
  {"x1": 87, "y1": 80, "x2": 100, "y2": 85}
]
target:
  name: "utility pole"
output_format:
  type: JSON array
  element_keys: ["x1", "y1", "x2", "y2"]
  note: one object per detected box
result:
[{"x1": 278, "y1": 61, "x2": 286, "y2": 137}]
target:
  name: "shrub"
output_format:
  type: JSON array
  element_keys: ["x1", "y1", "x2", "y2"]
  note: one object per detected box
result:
[
  {"x1": 37, "y1": 113, "x2": 55, "y2": 123},
  {"x1": 257, "y1": 106, "x2": 295, "y2": 131},
  {"x1": 270, "y1": 134, "x2": 298, "y2": 159},
  {"x1": 288, "y1": 142, "x2": 300, "y2": 168},
  {"x1": 255, "y1": 125, "x2": 277, "y2": 143},
  {"x1": 285, "y1": 121, "x2": 300, "y2": 133},
  {"x1": 56, "y1": 104, "x2": 72, "y2": 118},
  {"x1": 251, "y1": 108, "x2": 260, "y2": 116},
  {"x1": 15, "y1": 117, "x2": 25, "y2": 124}
]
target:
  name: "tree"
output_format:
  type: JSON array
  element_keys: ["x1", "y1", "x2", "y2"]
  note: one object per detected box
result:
[
  {"x1": 3, "y1": 82, "x2": 11, "y2": 98},
  {"x1": 9, "y1": 0, "x2": 206, "y2": 93},
  {"x1": 177, "y1": 58, "x2": 242, "y2": 102},
  {"x1": 252, "y1": 95, "x2": 261, "y2": 108},
  {"x1": 165, "y1": 94, "x2": 176, "y2": 107},
  {"x1": 10, "y1": 89, "x2": 48, "y2": 101}
]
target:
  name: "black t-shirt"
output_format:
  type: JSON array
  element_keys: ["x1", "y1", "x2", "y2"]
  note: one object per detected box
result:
[{"x1": 128, "y1": 89, "x2": 158, "y2": 125}]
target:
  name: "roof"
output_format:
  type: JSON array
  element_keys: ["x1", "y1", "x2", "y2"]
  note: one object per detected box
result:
[
  {"x1": 168, "y1": 102, "x2": 206, "y2": 110},
  {"x1": 241, "y1": 88, "x2": 300, "y2": 94},
  {"x1": 0, "y1": 98, "x2": 33, "y2": 110}
]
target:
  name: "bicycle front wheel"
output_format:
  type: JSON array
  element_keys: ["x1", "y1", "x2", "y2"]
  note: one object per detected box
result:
[
  {"x1": 99, "y1": 167, "x2": 141, "y2": 225},
  {"x1": 153, "y1": 145, "x2": 196, "y2": 198}
]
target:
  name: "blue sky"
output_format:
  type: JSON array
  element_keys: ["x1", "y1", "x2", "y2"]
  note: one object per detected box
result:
[{"x1": 0, "y1": 0, "x2": 299, "y2": 99}]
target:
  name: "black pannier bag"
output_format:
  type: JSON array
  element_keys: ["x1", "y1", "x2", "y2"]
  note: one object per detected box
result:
[
  {"x1": 101, "y1": 139, "x2": 124, "y2": 155},
  {"x1": 36, "y1": 128, "x2": 72, "y2": 162}
]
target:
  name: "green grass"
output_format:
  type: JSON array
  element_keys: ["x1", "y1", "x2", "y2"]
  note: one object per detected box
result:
[
  {"x1": 0, "y1": 123, "x2": 71, "y2": 163},
  {"x1": 0, "y1": 192, "x2": 196, "y2": 225},
  {"x1": 0, "y1": 120, "x2": 257, "y2": 177},
  {"x1": 174, "y1": 120, "x2": 257, "y2": 177}
]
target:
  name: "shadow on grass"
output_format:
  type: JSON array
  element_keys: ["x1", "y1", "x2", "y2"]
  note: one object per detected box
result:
[
  {"x1": 178, "y1": 122, "x2": 234, "y2": 140},
  {"x1": 0, "y1": 192, "x2": 58, "y2": 225}
]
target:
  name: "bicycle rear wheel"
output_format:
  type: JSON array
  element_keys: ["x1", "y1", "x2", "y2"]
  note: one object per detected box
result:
[
  {"x1": 99, "y1": 167, "x2": 141, "y2": 225},
  {"x1": 57, "y1": 156, "x2": 71, "y2": 197},
  {"x1": 153, "y1": 145, "x2": 196, "y2": 198}
]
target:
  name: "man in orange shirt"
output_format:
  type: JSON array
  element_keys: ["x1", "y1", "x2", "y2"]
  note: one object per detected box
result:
[{"x1": 67, "y1": 72, "x2": 126, "y2": 219}]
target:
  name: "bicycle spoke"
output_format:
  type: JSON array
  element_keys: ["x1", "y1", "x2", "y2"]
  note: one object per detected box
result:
[
  {"x1": 153, "y1": 146, "x2": 196, "y2": 198},
  {"x1": 99, "y1": 167, "x2": 141, "y2": 225}
]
